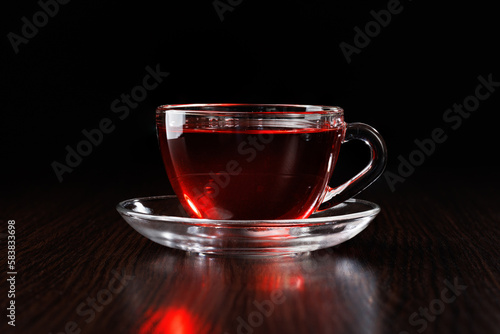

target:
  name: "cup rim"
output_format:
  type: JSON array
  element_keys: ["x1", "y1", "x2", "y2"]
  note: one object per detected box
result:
[{"x1": 156, "y1": 103, "x2": 344, "y2": 115}]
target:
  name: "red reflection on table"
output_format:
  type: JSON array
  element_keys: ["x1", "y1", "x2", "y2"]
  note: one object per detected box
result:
[
  {"x1": 139, "y1": 306, "x2": 211, "y2": 334},
  {"x1": 253, "y1": 273, "x2": 305, "y2": 292}
]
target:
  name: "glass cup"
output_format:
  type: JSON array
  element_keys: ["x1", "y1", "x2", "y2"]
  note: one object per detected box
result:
[{"x1": 156, "y1": 104, "x2": 386, "y2": 220}]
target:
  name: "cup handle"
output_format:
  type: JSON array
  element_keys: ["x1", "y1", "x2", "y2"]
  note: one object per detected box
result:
[{"x1": 317, "y1": 122, "x2": 387, "y2": 211}]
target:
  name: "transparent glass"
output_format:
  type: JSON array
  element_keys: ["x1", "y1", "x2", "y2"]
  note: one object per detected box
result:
[
  {"x1": 116, "y1": 195, "x2": 380, "y2": 257},
  {"x1": 156, "y1": 103, "x2": 387, "y2": 220}
]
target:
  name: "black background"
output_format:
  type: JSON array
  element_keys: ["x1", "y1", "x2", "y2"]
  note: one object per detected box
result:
[{"x1": 1, "y1": 0, "x2": 499, "y2": 194}]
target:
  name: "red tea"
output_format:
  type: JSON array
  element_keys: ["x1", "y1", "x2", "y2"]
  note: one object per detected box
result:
[{"x1": 157, "y1": 126, "x2": 344, "y2": 219}]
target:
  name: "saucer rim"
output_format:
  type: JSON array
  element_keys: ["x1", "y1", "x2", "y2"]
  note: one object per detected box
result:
[{"x1": 116, "y1": 195, "x2": 380, "y2": 227}]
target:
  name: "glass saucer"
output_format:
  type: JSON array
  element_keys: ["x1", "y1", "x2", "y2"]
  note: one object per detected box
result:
[{"x1": 116, "y1": 195, "x2": 380, "y2": 257}]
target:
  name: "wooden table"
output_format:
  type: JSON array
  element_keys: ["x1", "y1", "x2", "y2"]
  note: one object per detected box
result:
[{"x1": 2, "y1": 170, "x2": 499, "y2": 334}]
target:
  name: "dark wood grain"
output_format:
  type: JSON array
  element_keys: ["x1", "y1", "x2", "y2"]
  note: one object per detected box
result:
[{"x1": 1, "y1": 172, "x2": 499, "y2": 334}]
